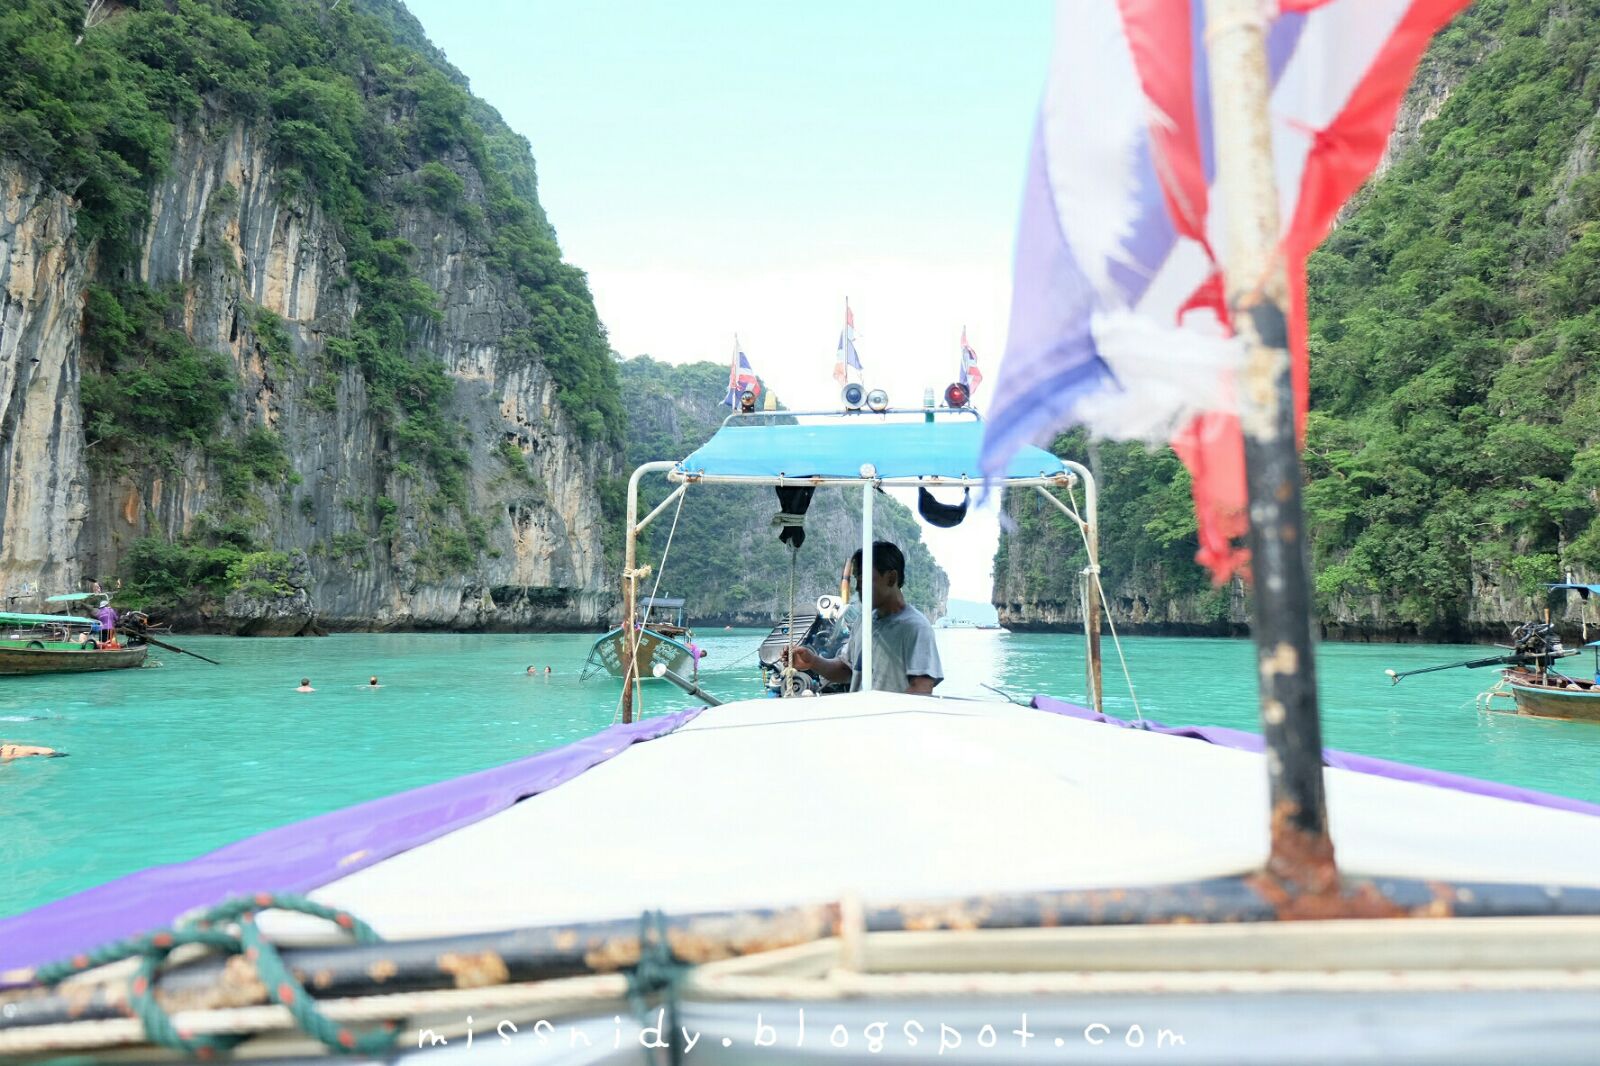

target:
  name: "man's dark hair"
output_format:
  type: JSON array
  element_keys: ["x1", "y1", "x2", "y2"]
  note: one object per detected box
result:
[{"x1": 850, "y1": 540, "x2": 906, "y2": 589}]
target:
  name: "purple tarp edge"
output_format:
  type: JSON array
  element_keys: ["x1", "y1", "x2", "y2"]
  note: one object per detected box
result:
[
  {"x1": 1031, "y1": 695, "x2": 1600, "y2": 819},
  {"x1": 0, "y1": 707, "x2": 704, "y2": 979}
]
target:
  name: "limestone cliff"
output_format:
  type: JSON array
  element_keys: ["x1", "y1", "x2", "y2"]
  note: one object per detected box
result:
[
  {"x1": 0, "y1": 167, "x2": 90, "y2": 605},
  {"x1": 0, "y1": 0, "x2": 619, "y2": 631}
]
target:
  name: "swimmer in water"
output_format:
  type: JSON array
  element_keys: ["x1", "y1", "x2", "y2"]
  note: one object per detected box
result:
[
  {"x1": 296, "y1": 678, "x2": 315, "y2": 693},
  {"x1": 368, "y1": 676, "x2": 380, "y2": 687}
]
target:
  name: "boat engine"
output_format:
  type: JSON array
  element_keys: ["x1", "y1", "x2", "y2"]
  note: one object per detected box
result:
[
  {"x1": 1506, "y1": 620, "x2": 1573, "y2": 671},
  {"x1": 756, "y1": 594, "x2": 853, "y2": 697}
]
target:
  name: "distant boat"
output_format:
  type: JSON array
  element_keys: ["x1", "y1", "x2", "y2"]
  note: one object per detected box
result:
[
  {"x1": 1497, "y1": 659, "x2": 1600, "y2": 723},
  {"x1": 0, "y1": 609, "x2": 148, "y2": 676},
  {"x1": 1390, "y1": 585, "x2": 1600, "y2": 723},
  {"x1": 581, "y1": 595, "x2": 697, "y2": 681},
  {"x1": 936, "y1": 617, "x2": 1006, "y2": 631}
]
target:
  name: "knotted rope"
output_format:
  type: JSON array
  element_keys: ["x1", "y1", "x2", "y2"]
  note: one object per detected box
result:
[
  {"x1": 36, "y1": 893, "x2": 397, "y2": 1058},
  {"x1": 625, "y1": 909, "x2": 685, "y2": 1065}
]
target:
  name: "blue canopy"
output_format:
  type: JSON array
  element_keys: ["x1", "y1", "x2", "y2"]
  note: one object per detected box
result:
[
  {"x1": 0, "y1": 612, "x2": 96, "y2": 627},
  {"x1": 1547, "y1": 583, "x2": 1600, "y2": 598},
  {"x1": 677, "y1": 419, "x2": 1067, "y2": 481}
]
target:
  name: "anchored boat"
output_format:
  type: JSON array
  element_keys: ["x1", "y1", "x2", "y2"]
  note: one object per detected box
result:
[
  {"x1": 1390, "y1": 586, "x2": 1600, "y2": 723},
  {"x1": 581, "y1": 595, "x2": 698, "y2": 681},
  {"x1": 0, "y1": 610, "x2": 148, "y2": 676}
]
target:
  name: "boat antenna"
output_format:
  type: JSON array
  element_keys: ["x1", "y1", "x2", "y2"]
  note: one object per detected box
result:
[{"x1": 1207, "y1": 0, "x2": 1335, "y2": 897}]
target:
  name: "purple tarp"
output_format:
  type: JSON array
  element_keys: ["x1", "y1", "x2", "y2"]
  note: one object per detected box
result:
[
  {"x1": 1032, "y1": 695, "x2": 1600, "y2": 819},
  {"x1": 0, "y1": 708, "x2": 702, "y2": 980}
]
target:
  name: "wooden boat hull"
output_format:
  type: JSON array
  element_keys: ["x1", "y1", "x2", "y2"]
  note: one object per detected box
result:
[
  {"x1": 0, "y1": 643, "x2": 148, "y2": 676},
  {"x1": 583, "y1": 627, "x2": 693, "y2": 680},
  {"x1": 1503, "y1": 669, "x2": 1600, "y2": 723}
]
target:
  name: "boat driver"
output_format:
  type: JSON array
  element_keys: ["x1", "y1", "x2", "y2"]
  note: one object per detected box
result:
[{"x1": 785, "y1": 540, "x2": 943, "y2": 695}]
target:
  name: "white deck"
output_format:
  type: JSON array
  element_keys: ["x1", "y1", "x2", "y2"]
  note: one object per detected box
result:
[{"x1": 273, "y1": 693, "x2": 1600, "y2": 942}]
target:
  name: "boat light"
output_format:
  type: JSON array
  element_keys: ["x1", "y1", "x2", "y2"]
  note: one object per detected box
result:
[
  {"x1": 944, "y1": 382, "x2": 970, "y2": 408},
  {"x1": 841, "y1": 382, "x2": 866, "y2": 410},
  {"x1": 739, "y1": 389, "x2": 758, "y2": 413},
  {"x1": 866, "y1": 388, "x2": 889, "y2": 412}
]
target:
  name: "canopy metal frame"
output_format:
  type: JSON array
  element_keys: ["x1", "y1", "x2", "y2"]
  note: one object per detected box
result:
[{"x1": 616, "y1": 435, "x2": 1102, "y2": 722}]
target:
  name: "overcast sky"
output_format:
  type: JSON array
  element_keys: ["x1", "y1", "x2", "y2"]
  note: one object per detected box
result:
[{"x1": 403, "y1": 0, "x2": 1053, "y2": 601}]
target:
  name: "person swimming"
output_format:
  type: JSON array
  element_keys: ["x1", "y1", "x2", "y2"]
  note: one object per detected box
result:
[
  {"x1": 296, "y1": 678, "x2": 315, "y2": 692},
  {"x1": 544, "y1": 666, "x2": 552, "y2": 676},
  {"x1": 368, "y1": 676, "x2": 380, "y2": 687}
]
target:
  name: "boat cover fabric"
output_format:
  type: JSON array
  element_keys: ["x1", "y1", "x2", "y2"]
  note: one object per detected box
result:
[
  {"x1": 0, "y1": 708, "x2": 703, "y2": 979},
  {"x1": 245, "y1": 693, "x2": 1600, "y2": 946},
  {"x1": 1032, "y1": 695, "x2": 1600, "y2": 819},
  {"x1": 677, "y1": 420, "x2": 1065, "y2": 481}
]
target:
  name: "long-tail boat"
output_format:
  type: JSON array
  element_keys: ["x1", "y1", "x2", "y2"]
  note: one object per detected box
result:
[
  {"x1": 0, "y1": 611, "x2": 148, "y2": 676},
  {"x1": 581, "y1": 595, "x2": 698, "y2": 681},
  {"x1": 1389, "y1": 587, "x2": 1600, "y2": 724},
  {"x1": 10, "y1": 4, "x2": 1600, "y2": 1062}
]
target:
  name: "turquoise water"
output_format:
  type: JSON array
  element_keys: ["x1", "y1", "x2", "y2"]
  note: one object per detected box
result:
[{"x1": 3, "y1": 629, "x2": 1598, "y2": 918}]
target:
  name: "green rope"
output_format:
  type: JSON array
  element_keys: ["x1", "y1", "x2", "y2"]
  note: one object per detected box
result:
[
  {"x1": 626, "y1": 909, "x2": 684, "y2": 1066},
  {"x1": 37, "y1": 893, "x2": 399, "y2": 1058}
]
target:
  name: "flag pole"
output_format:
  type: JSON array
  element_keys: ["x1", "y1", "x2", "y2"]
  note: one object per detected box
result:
[{"x1": 1205, "y1": 0, "x2": 1335, "y2": 896}]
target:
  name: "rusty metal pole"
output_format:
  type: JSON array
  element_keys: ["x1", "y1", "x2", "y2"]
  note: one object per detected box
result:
[
  {"x1": 620, "y1": 526, "x2": 638, "y2": 725},
  {"x1": 618, "y1": 462, "x2": 674, "y2": 724},
  {"x1": 1205, "y1": 0, "x2": 1335, "y2": 893}
]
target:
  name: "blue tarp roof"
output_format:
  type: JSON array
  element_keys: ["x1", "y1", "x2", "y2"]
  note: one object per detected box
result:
[
  {"x1": 677, "y1": 419, "x2": 1066, "y2": 481},
  {"x1": 0, "y1": 612, "x2": 96, "y2": 627},
  {"x1": 1547, "y1": 583, "x2": 1600, "y2": 597}
]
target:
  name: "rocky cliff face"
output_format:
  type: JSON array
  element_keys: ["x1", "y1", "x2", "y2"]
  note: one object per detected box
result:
[
  {"x1": 0, "y1": 165, "x2": 90, "y2": 607},
  {"x1": 0, "y1": 119, "x2": 616, "y2": 631}
]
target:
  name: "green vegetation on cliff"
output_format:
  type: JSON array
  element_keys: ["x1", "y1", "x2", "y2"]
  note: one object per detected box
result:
[
  {"x1": 2, "y1": 0, "x2": 619, "y2": 447},
  {"x1": 1304, "y1": 0, "x2": 1600, "y2": 630},
  {"x1": 3, "y1": 0, "x2": 625, "y2": 610},
  {"x1": 618, "y1": 357, "x2": 948, "y2": 621},
  {"x1": 997, "y1": 0, "x2": 1600, "y2": 638}
]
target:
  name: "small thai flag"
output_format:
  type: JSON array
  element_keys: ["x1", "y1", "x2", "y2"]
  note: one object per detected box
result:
[
  {"x1": 833, "y1": 301, "x2": 862, "y2": 385},
  {"x1": 959, "y1": 326, "x2": 982, "y2": 395},
  {"x1": 722, "y1": 337, "x2": 762, "y2": 407}
]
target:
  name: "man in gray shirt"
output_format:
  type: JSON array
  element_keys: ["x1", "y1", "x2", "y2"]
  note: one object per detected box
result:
[{"x1": 789, "y1": 541, "x2": 943, "y2": 695}]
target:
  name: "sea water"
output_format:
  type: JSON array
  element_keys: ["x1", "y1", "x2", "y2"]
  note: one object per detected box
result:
[{"x1": 2, "y1": 629, "x2": 1597, "y2": 917}]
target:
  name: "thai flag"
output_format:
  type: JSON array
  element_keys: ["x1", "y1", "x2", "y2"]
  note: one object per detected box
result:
[
  {"x1": 833, "y1": 301, "x2": 863, "y2": 385},
  {"x1": 981, "y1": 0, "x2": 1469, "y2": 581},
  {"x1": 722, "y1": 337, "x2": 761, "y2": 407},
  {"x1": 959, "y1": 326, "x2": 982, "y2": 395}
]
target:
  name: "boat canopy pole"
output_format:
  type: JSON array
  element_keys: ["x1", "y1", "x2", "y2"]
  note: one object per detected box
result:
[
  {"x1": 1207, "y1": 0, "x2": 1334, "y2": 895},
  {"x1": 861, "y1": 477, "x2": 875, "y2": 693},
  {"x1": 1031, "y1": 461, "x2": 1102, "y2": 714},
  {"x1": 635, "y1": 483, "x2": 687, "y2": 535},
  {"x1": 621, "y1": 462, "x2": 676, "y2": 724}
]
